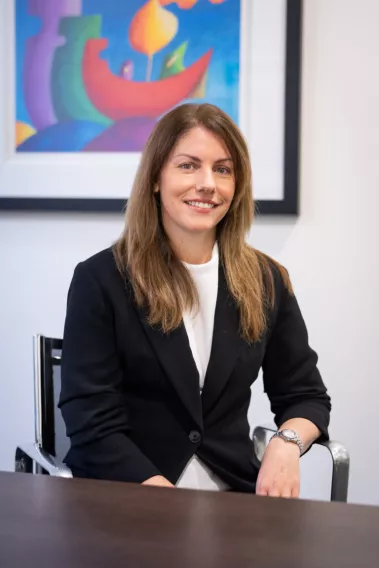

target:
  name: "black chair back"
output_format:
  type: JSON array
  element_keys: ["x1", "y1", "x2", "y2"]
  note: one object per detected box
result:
[{"x1": 34, "y1": 335, "x2": 69, "y2": 465}]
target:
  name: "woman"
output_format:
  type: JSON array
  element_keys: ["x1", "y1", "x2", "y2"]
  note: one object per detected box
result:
[{"x1": 59, "y1": 103, "x2": 331, "y2": 498}]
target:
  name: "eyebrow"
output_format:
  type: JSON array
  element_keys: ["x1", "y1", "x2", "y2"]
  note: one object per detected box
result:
[{"x1": 172, "y1": 153, "x2": 233, "y2": 164}]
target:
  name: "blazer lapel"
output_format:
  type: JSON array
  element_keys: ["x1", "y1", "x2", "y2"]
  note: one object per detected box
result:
[
  {"x1": 201, "y1": 264, "x2": 245, "y2": 417},
  {"x1": 135, "y1": 303, "x2": 203, "y2": 430}
]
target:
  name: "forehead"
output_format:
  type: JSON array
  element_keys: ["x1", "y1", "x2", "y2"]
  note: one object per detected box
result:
[{"x1": 172, "y1": 126, "x2": 230, "y2": 158}]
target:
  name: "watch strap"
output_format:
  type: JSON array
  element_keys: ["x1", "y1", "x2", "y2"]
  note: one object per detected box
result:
[{"x1": 270, "y1": 430, "x2": 304, "y2": 455}]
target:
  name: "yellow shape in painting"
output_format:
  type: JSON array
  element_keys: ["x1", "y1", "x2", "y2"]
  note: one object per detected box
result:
[
  {"x1": 129, "y1": 0, "x2": 178, "y2": 57},
  {"x1": 190, "y1": 70, "x2": 208, "y2": 99},
  {"x1": 15, "y1": 121, "x2": 36, "y2": 147}
]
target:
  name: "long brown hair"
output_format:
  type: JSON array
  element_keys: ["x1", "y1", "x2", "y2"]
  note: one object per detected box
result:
[{"x1": 114, "y1": 103, "x2": 291, "y2": 343}]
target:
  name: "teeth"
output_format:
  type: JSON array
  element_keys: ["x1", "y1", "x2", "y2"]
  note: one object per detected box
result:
[{"x1": 186, "y1": 201, "x2": 215, "y2": 209}]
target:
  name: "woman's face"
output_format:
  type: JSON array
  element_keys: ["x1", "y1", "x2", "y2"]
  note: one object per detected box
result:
[{"x1": 157, "y1": 126, "x2": 235, "y2": 241}]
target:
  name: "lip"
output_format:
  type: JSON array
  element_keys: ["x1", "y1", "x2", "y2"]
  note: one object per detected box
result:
[
  {"x1": 184, "y1": 200, "x2": 220, "y2": 214},
  {"x1": 184, "y1": 199, "x2": 220, "y2": 205},
  {"x1": 186, "y1": 199, "x2": 218, "y2": 205}
]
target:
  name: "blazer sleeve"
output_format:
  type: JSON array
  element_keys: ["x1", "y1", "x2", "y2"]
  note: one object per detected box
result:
[
  {"x1": 59, "y1": 261, "x2": 161, "y2": 483},
  {"x1": 262, "y1": 273, "x2": 331, "y2": 440}
]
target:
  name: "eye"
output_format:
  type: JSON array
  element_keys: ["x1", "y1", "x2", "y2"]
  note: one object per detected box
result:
[
  {"x1": 215, "y1": 166, "x2": 232, "y2": 175},
  {"x1": 178, "y1": 162, "x2": 196, "y2": 171}
]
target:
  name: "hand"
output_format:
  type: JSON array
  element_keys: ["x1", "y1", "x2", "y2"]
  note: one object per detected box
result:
[
  {"x1": 142, "y1": 475, "x2": 174, "y2": 488},
  {"x1": 256, "y1": 438, "x2": 300, "y2": 498}
]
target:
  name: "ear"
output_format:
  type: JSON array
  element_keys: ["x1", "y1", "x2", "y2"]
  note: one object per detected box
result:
[{"x1": 154, "y1": 184, "x2": 159, "y2": 194}]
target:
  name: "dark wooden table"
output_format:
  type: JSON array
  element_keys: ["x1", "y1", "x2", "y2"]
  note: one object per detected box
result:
[{"x1": 1, "y1": 472, "x2": 379, "y2": 567}]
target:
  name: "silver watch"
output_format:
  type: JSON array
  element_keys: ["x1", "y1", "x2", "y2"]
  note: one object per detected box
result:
[{"x1": 270, "y1": 429, "x2": 304, "y2": 455}]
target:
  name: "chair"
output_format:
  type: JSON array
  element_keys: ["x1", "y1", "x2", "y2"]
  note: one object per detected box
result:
[
  {"x1": 15, "y1": 335, "x2": 350, "y2": 501},
  {"x1": 15, "y1": 335, "x2": 72, "y2": 478}
]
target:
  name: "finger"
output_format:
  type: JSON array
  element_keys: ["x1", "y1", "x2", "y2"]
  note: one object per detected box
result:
[
  {"x1": 281, "y1": 488, "x2": 292, "y2": 499},
  {"x1": 256, "y1": 484, "x2": 268, "y2": 496},
  {"x1": 268, "y1": 488, "x2": 281, "y2": 498},
  {"x1": 291, "y1": 485, "x2": 300, "y2": 499}
]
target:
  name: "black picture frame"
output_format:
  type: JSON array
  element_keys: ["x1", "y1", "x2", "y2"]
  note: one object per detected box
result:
[
  {"x1": 0, "y1": 0, "x2": 301, "y2": 214},
  {"x1": 257, "y1": 0, "x2": 302, "y2": 215}
]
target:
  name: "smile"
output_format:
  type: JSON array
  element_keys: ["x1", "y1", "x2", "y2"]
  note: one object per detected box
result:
[{"x1": 185, "y1": 200, "x2": 218, "y2": 209}]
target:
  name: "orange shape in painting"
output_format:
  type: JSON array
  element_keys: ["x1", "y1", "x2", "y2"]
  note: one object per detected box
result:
[
  {"x1": 177, "y1": 0, "x2": 197, "y2": 6},
  {"x1": 15, "y1": 121, "x2": 36, "y2": 147},
  {"x1": 160, "y1": 0, "x2": 225, "y2": 6},
  {"x1": 160, "y1": 0, "x2": 197, "y2": 7},
  {"x1": 129, "y1": 0, "x2": 178, "y2": 56}
]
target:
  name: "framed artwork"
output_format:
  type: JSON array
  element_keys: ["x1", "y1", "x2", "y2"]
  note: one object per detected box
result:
[{"x1": 0, "y1": 0, "x2": 302, "y2": 214}]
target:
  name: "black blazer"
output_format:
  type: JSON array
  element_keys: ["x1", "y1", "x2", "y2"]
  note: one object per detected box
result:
[{"x1": 59, "y1": 248, "x2": 331, "y2": 492}]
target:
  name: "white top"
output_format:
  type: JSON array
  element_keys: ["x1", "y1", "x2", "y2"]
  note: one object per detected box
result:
[{"x1": 176, "y1": 243, "x2": 229, "y2": 491}]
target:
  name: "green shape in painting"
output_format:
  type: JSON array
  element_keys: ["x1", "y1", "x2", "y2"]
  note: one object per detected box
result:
[
  {"x1": 159, "y1": 41, "x2": 188, "y2": 79},
  {"x1": 51, "y1": 16, "x2": 111, "y2": 126}
]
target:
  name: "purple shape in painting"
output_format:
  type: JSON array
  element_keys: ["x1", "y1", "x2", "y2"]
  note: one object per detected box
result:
[
  {"x1": 24, "y1": 0, "x2": 82, "y2": 130},
  {"x1": 120, "y1": 60, "x2": 134, "y2": 80},
  {"x1": 82, "y1": 117, "x2": 156, "y2": 152}
]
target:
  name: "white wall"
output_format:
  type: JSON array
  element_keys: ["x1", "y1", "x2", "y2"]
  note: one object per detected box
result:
[
  {"x1": 249, "y1": 0, "x2": 379, "y2": 504},
  {"x1": 1, "y1": 0, "x2": 378, "y2": 505}
]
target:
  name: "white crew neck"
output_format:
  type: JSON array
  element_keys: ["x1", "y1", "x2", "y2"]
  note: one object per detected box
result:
[{"x1": 183, "y1": 242, "x2": 219, "y2": 270}]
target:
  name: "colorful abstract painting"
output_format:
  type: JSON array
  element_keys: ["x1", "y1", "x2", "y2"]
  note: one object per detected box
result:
[{"x1": 15, "y1": 0, "x2": 240, "y2": 153}]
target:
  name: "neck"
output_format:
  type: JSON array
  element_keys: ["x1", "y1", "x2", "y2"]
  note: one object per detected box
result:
[{"x1": 171, "y1": 232, "x2": 216, "y2": 265}]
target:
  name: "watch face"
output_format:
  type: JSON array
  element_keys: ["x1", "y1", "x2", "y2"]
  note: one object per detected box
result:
[{"x1": 282, "y1": 429, "x2": 297, "y2": 440}]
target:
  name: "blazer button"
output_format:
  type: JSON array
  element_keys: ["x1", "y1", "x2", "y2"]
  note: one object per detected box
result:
[{"x1": 189, "y1": 430, "x2": 202, "y2": 444}]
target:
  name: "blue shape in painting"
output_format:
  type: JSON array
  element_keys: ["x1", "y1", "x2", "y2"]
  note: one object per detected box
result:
[{"x1": 17, "y1": 121, "x2": 106, "y2": 152}]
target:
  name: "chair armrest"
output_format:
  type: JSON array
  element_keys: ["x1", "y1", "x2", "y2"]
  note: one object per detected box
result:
[
  {"x1": 315, "y1": 439, "x2": 350, "y2": 502},
  {"x1": 252, "y1": 424, "x2": 350, "y2": 502},
  {"x1": 15, "y1": 443, "x2": 73, "y2": 478},
  {"x1": 252, "y1": 424, "x2": 276, "y2": 466}
]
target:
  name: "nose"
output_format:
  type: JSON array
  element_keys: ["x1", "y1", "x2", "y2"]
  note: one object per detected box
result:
[{"x1": 196, "y1": 166, "x2": 216, "y2": 193}]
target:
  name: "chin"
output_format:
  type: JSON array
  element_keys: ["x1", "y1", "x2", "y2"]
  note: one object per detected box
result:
[{"x1": 185, "y1": 221, "x2": 216, "y2": 233}]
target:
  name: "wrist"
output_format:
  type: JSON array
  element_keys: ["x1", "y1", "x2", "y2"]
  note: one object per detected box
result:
[
  {"x1": 270, "y1": 429, "x2": 304, "y2": 455},
  {"x1": 269, "y1": 437, "x2": 300, "y2": 455}
]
